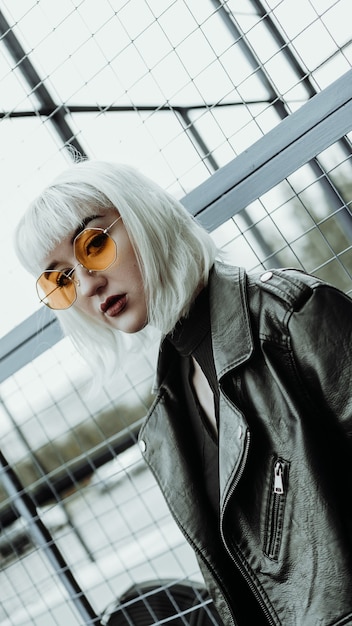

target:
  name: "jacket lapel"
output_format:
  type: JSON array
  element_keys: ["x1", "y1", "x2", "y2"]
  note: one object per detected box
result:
[
  {"x1": 209, "y1": 263, "x2": 254, "y2": 378},
  {"x1": 207, "y1": 264, "x2": 254, "y2": 506}
]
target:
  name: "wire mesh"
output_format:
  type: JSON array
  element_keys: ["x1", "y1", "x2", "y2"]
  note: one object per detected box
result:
[{"x1": 0, "y1": 0, "x2": 351, "y2": 624}]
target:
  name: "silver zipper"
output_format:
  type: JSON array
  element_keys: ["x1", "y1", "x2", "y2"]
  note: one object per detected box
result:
[
  {"x1": 266, "y1": 458, "x2": 288, "y2": 561},
  {"x1": 273, "y1": 461, "x2": 284, "y2": 494}
]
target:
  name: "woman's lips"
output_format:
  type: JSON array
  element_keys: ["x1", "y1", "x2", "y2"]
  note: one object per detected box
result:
[{"x1": 100, "y1": 294, "x2": 127, "y2": 317}]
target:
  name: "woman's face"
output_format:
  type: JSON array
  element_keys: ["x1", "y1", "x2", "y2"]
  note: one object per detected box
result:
[{"x1": 42, "y1": 208, "x2": 148, "y2": 333}]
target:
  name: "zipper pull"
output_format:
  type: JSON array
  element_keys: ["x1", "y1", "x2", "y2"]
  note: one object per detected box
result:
[{"x1": 274, "y1": 461, "x2": 284, "y2": 494}]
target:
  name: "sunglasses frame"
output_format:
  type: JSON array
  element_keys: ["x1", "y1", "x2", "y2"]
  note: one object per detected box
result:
[{"x1": 36, "y1": 215, "x2": 121, "y2": 310}]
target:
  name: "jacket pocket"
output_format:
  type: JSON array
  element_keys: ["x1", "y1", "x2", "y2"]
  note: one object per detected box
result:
[{"x1": 264, "y1": 457, "x2": 289, "y2": 561}]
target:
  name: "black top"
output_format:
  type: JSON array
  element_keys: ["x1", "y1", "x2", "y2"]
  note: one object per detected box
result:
[
  {"x1": 167, "y1": 286, "x2": 220, "y2": 516},
  {"x1": 167, "y1": 285, "x2": 219, "y2": 421}
]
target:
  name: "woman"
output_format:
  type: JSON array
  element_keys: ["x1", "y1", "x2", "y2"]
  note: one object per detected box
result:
[{"x1": 15, "y1": 160, "x2": 352, "y2": 625}]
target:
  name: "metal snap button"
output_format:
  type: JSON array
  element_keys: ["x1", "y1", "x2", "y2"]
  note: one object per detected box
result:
[
  {"x1": 260, "y1": 271, "x2": 273, "y2": 282},
  {"x1": 139, "y1": 440, "x2": 146, "y2": 453}
]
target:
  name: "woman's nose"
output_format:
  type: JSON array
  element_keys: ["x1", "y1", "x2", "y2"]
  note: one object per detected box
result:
[{"x1": 75, "y1": 266, "x2": 106, "y2": 296}]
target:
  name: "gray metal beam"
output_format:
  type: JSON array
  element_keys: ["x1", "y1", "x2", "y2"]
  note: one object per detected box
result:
[
  {"x1": 184, "y1": 69, "x2": 352, "y2": 228},
  {"x1": 0, "y1": 309, "x2": 62, "y2": 383}
]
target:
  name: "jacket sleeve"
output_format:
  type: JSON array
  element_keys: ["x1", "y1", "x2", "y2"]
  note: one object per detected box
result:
[{"x1": 288, "y1": 281, "x2": 352, "y2": 439}]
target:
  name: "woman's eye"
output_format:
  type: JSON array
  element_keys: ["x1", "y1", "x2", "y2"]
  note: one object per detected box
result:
[
  {"x1": 86, "y1": 233, "x2": 108, "y2": 255},
  {"x1": 57, "y1": 269, "x2": 74, "y2": 287}
]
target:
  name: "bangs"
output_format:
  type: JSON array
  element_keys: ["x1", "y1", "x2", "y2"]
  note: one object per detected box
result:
[{"x1": 16, "y1": 182, "x2": 115, "y2": 275}]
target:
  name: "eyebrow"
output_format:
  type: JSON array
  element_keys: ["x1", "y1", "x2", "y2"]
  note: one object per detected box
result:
[
  {"x1": 45, "y1": 215, "x2": 102, "y2": 272},
  {"x1": 70, "y1": 215, "x2": 101, "y2": 244}
]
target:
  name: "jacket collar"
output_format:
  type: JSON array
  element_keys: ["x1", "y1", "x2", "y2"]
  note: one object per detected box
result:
[
  {"x1": 155, "y1": 263, "x2": 253, "y2": 390},
  {"x1": 209, "y1": 262, "x2": 254, "y2": 379}
]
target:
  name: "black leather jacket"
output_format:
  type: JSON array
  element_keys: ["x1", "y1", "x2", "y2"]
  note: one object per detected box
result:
[{"x1": 139, "y1": 263, "x2": 352, "y2": 625}]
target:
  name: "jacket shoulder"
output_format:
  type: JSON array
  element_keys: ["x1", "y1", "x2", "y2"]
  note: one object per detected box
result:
[{"x1": 246, "y1": 267, "x2": 325, "y2": 312}]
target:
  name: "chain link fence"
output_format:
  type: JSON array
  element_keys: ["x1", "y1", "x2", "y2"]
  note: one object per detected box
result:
[{"x1": 0, "y1": 0, "x2": 351, "y2": 623}]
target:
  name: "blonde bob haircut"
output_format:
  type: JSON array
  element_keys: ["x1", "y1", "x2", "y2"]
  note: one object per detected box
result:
[{"x1": 15, "y1": 160, "x2": 217, "y2": 375}]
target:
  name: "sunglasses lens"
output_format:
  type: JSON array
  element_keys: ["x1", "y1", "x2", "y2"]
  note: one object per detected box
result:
[
  {"x1": 36, "y1": 271, "x2": 76, "y2": 310},
  {"x1": 74, "y1": 229, "x2": 117, "y2": 271}
]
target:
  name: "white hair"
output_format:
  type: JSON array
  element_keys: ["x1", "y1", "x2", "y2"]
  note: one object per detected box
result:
[{"x1": 15, "y1": 160, "x2": 217, "y2": 375}]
